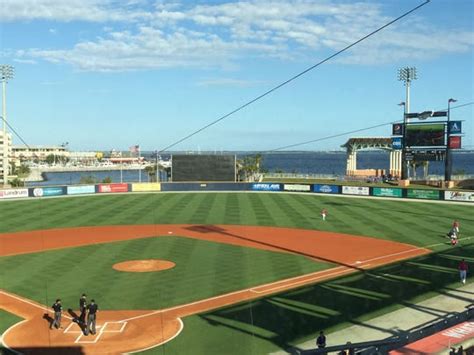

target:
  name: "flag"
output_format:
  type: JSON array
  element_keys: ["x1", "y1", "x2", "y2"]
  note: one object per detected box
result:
[{"x1": 129, "y1": 145, "x2": 139, "y2": 154}]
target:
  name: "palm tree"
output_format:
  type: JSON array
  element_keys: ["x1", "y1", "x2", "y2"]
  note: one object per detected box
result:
[
  {"x1": 9, "y1": 178, "x2": 24, "y2": 187},
  {"x1": 18, "y1": 164, "x2": 31, "y2": 177},
  {"x1": 237, "y1": 154, "x2": 264, "y2": 182}
]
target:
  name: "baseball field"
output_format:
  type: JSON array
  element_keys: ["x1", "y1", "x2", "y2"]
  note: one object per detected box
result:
[{"x1": 0, "y1": 192, "x2": 473, "y2": 354}]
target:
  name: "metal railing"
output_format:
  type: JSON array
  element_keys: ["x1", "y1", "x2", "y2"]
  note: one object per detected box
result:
[
  {"x1": 264, "y1": 173, "x2": 341, "y2": 180},
  {"x1": 264, "y1": 173, "x2": 474, "y2": 182},
  {"x1": 298, "y1": 305, "x2": 474, "y2": 355}
]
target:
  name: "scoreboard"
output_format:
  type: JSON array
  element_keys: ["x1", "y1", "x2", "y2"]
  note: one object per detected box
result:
[
  {"x1": 405, "y1": 150, "x2": 446, "y2": 161},
  {"x1": 171, "y1": 155, "x2": 236, "y2": 182},
  {"x1": 405, "y1": 123, "x2": 445, "y2": 148}
]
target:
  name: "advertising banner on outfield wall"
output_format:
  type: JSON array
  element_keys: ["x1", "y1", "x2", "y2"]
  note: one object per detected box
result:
[
  {"x1": 0, "y1": 188, "x2": 29, "y2": 199},
  {"x1": 32, "y1": 187, "x2": 65, "y2": 197},
  {"x1": 283, "y1": 184, "x2": 311, "y2": 192},
  {"x1": 407, "y1": 189, "x2": 440, "y2": 200},
  {"x1": 444, "y1": 191, "x2": 474, "y2": 202},
  {"x1": 313, "y1": 184, "x2": 339, "y2": 194},
  {"x1": 342, "y1": 186, "x2": 370, "y2": 196},
  {"x1": 251, "y1": 183, "x2": 281, "y2": 191},
  {"x1": 131, "y1": 183, "x2": 161, "y2": 192},
  {"x1": 161, "y1": 183, "x2": 251, "y2": 191},
  {"x1": 372, "y1": 187, "x2": 403, "y2": 198},
  {"x1": 67, "y1": 185, "x2": 96, "y2": 195},
  {"x1": 98, "y1": 183, "x2": 129, "y2": 193}
]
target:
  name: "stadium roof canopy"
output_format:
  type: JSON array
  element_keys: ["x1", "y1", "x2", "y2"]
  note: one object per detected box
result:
[{"x1": 341, "y1": 137, "x2": 392, "y2": 151}]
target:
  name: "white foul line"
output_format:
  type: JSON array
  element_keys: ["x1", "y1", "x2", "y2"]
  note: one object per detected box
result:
[
  {"x1": 250, "y1": 267, "x2": 355, "y2": 294},
  {"x1": 0, "y1": 290, "x2": 73, "y2": 320}
]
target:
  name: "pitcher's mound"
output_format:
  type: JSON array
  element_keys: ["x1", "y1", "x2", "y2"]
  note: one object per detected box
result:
[{"x1": 113, "y1": 259, "x2": 176, "y2": 272}]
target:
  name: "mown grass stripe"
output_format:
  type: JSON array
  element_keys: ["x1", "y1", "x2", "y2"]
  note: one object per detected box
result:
[
  {"x1": 247, "y1": 194, "x2": 277, "y2": 226},
  {"x1": 1, "y1": 192, "x2": 472, "y2": 247}
]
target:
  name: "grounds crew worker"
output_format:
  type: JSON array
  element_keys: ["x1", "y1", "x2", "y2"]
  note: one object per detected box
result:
[
  {"x1": 85, "y1": 299, "x2": 98, "y2": 335},
  {"x1": 51, "y1": 299, "x2": 62, "y2": 329}
]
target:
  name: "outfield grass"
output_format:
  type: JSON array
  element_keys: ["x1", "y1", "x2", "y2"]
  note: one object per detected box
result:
[
  {"x1": 0, "y1": 192, "x2": 472, "y2": 247},
  {"x1": 0, "y1": 236, "x2": 331, "y2": 310},
  {"x1": 0, "y1": 192, "x2": 473, "y2": 354}
]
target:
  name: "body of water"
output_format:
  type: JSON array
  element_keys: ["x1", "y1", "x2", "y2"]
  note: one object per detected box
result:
[
  {"x1": 258, "y1": 151, "x2": 474, "y2": 175},
  {"x1": 26, "y1": 169, "x2": 168, "y2": 187},
  {"x1": 26, "y1": 151, "x2": 474, "y2": 187}
]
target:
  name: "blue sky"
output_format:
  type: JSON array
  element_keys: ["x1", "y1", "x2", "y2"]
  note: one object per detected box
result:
[{"x1": 1, "y1": 0, "x2": 473, "y2": 152}]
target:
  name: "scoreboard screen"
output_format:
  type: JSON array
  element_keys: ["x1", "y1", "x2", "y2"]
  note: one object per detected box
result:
[
  {"x1": 406, "y1": 123, "x2": 445, "y2": 148},
  {"x1": 171, "y1": 155, "x2": 236, "y2": 182}
]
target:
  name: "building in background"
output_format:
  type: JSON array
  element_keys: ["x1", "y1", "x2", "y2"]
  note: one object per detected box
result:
[
  {"x1": 68, "y1": 151, "x2": 98, "y2": 165},
  {"x1": 0, "y1": 131, "x2": 12, "y2": 183},
  {"x1": 12, "y1": 145, "x2": 68, "y2": 165},
  {"x1": 11, "y1": 146, "x2": 99, "y2": 166}
]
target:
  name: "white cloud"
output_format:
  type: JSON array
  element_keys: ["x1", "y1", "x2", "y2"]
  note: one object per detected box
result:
[
  {"x1": 0, "y1": 0, "x2": 149, "y2": 22},
  {"x1": 13, "y1": 58, "x2": 37, "y2": 64},
  {"x1": 26, "y1": 26, "x2": 270, "y2": 71},
  {"x1": 337, "y1": 27, "x2": 474, "y2": 65},
  {"x1": 7, "y1": 0, "x2": 474, "y2": 70}
]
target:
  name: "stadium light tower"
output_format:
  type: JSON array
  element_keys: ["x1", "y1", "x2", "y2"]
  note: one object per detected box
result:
[
  {"x1": 398, "y1": 67, "x2": 417, "y2": 118},
  {"x1": 397, "y1": 67, "x2": 417, "y2": 182},
  {"x1": 1, "y1": 64, "x2": 14, "y2": 188}
]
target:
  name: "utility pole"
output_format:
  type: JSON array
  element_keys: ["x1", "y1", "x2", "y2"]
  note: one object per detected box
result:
[
  {"x1": 1, "y1": 64, "x2": 14, "y2": 188},
  {"x1": 155, "y1": 150, "x2": 159, "y2": 183}
]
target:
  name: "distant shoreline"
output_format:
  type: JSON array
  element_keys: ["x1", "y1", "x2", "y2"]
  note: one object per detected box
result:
[
  {"x1": 140, "y1": 150, "x2": 474, "y2": 155},
  {"x1": 25, "y1": 165, "x2": 146, "y2": 182}
]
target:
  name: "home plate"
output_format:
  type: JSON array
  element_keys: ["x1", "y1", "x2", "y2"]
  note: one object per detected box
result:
[
  {"x1": 355, "y1": 261, "x2": 362, "y2": 264},
  {"x1": 168, "y1": 231, "x2": 173, "y2": 234}
]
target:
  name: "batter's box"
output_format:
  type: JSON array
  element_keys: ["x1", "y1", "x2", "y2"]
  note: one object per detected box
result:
[
  {"x1": 102, "y1": 321, "x2": 127, "y2": 333},
  {"x1": 63, "y1": 321, "x2": 94, "y2": 334},
  {"x1": 74, "y1": 322, "x2": 126, "y2": 344}
]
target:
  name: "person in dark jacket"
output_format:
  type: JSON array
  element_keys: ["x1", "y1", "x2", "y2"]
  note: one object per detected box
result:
[
  {"x1": 51, "y1": 299, "x2": 62, "y2": 329},
  {"x1": 316, "y1": 330, "x2": 326, "y2": 349},
  {"x1": 85, "y1": 299, "x2": 98, "y2": 335},
  {"x1": 79, "y1": 293, "x2": 87, "y2": 325}
]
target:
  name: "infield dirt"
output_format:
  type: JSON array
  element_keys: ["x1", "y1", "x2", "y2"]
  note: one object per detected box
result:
[{"x1": 0, "y1": 224, "x2": 430, "y2": 354}]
